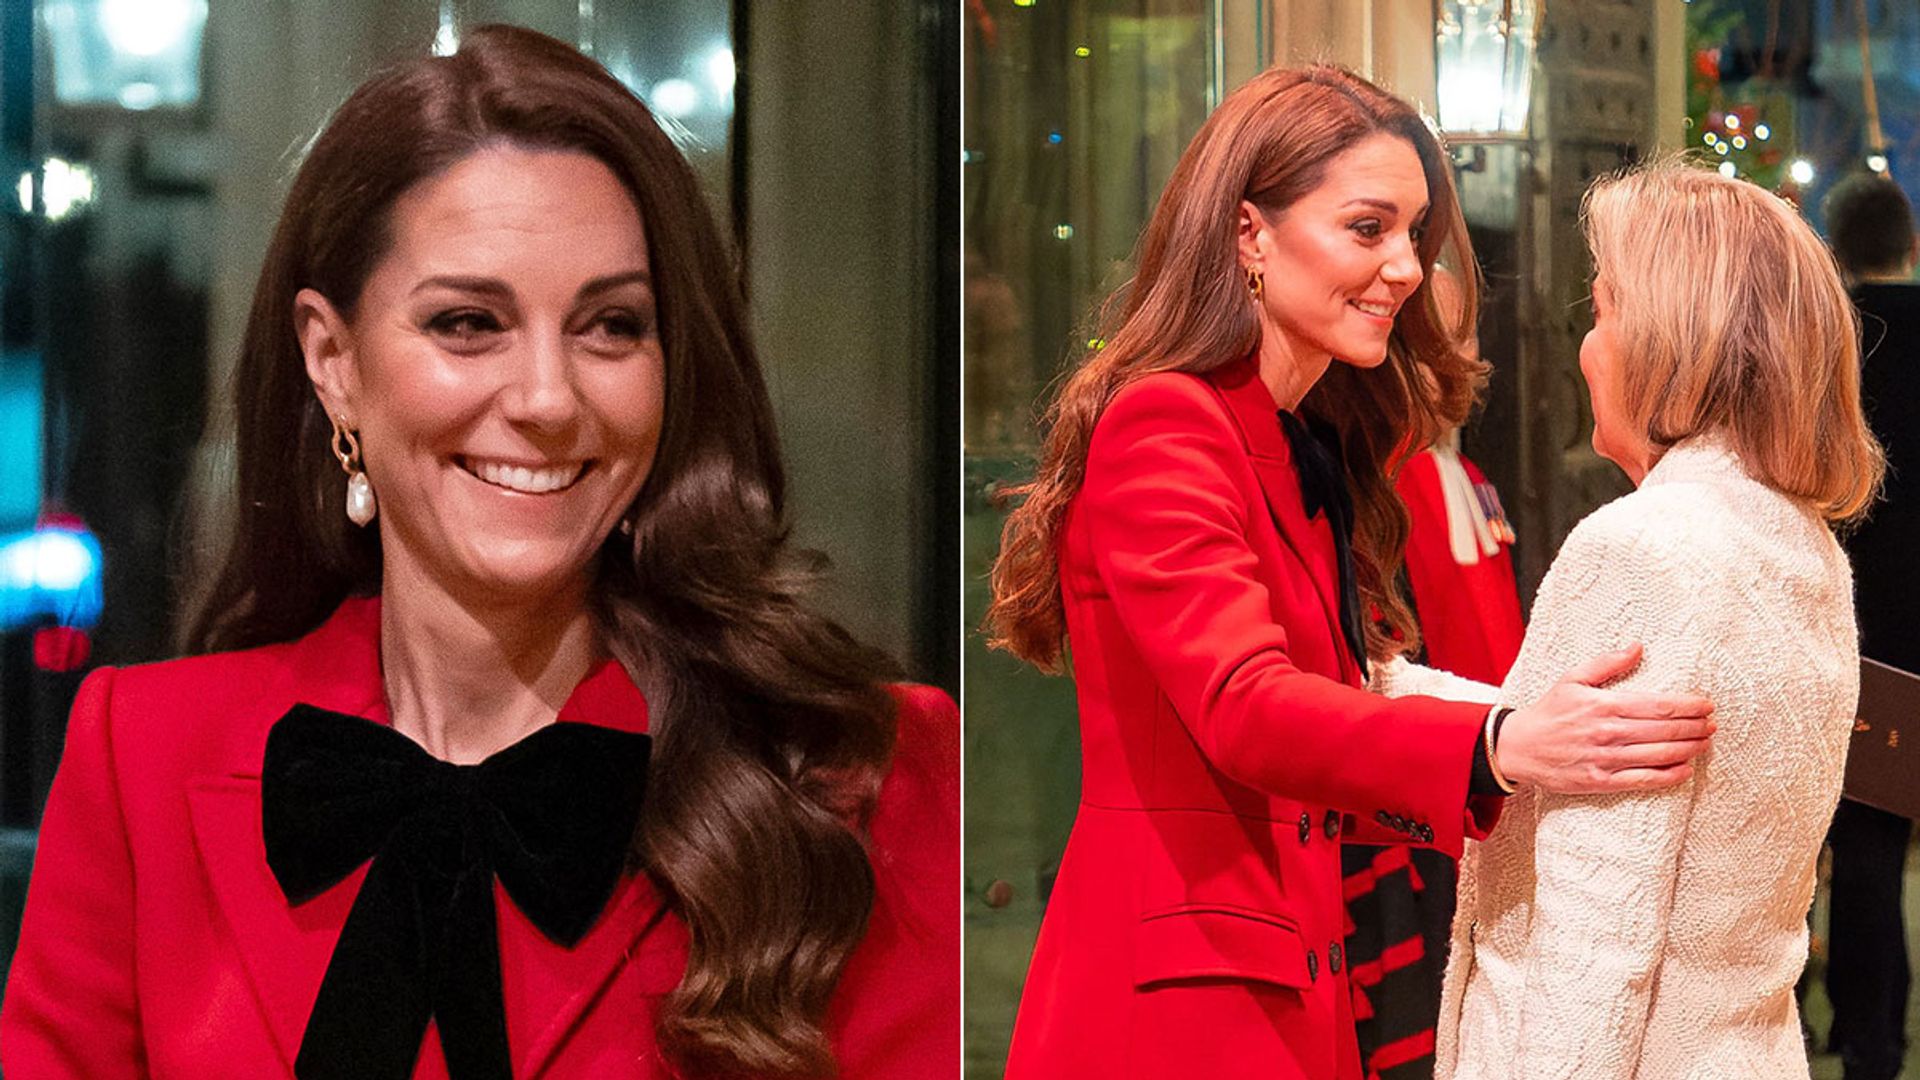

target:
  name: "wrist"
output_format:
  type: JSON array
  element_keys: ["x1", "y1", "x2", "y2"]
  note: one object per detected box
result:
[{"x1": 1485, "y1": 706, "x2": 1518, "y2": 793}]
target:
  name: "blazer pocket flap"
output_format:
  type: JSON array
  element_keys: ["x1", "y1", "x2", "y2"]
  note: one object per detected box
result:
[{"x1": 1132, "y1": 905, "x2": 1310, "y2": 990}]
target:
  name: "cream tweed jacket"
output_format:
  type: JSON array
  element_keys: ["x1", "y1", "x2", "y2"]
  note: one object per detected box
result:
[{"x1": 1378, "y1": 436, "x2": 1859, "y2": 1080}]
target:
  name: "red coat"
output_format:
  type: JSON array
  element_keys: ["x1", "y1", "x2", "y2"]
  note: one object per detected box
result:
[
  {"x1": 1003, "y1": 357, "x2": 1499, "y2": 1080},
  {"x1": 0, "y1": 597, "x2": 957, "y2": 1079}
]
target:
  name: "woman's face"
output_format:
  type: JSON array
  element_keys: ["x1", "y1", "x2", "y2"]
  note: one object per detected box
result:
[
  {"x1": 1240, "y1": 132, "x2": 1430, "y2": 369},
  {"x1": 1580, "y1": 278, "x2": 1651, "y2": 483},
  {"x1": 297, "y1": 146, "x2": 666, "y2": 601}
]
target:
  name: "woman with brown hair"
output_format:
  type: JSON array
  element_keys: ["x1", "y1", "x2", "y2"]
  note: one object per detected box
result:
[
  {"x1": 1429, "y1": 160, "x2": 1882, "y2": 1080},
  {"x1": 989, "y1": 66, "x2": 1713, "y2": 1079},
  {"x1": 0, "y1": 24, "x2": 955, "y2": 1080}
]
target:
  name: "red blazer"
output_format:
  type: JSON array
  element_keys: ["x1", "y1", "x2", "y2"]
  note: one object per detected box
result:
[
  {"x1": 1002, "y1": 357, "x2": 1499, "y2": 1080},
  {"x1": 0, "y1": 598, "x2": 957, "y2": 1079}
]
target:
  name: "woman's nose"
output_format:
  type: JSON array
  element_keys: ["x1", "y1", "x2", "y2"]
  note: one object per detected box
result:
[
  {"x1": 1380, "y1": 238, "x2": 1423, "y2": 289},
  {"x1": 498, "y1": 334, "x2": 579, "y2": 430}
]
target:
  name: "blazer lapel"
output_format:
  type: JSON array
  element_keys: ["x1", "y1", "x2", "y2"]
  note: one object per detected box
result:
[
  {"x1": 184, "y1": 598, "x2": 386, "y2": 1072},
  {"x1": 1205, "y1": 358, "x2": 1359, "y2": 684},
  {"x1": 188, "y1": 773, "x2": 353, "y2": 1072}
]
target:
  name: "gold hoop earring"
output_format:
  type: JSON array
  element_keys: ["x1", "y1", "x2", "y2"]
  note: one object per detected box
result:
[
  {"x1": 1245, "y1": 265, "x2": 1265, "y2": 302},
  {"x1": 329, "y1": 414, "x2": 377, "y2": 527}
]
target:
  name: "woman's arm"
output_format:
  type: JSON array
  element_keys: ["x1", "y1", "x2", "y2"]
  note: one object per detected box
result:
[
  {"x1": 1081, "y1": 378, "x2": 1494, "y2": 853},
  {"x1": 0, "y1": 667, "x2": 148, "y2": 1078},
  {"x1": 1503, "y1": 512, "x2": 1708, "y2": 1079}
]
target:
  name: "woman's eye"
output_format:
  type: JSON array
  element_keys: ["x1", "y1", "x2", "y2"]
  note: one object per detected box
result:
[
  {"x1": 581, "y1": 309, "x2": 655, "y2": 350},
  {"x1": 1409, "y1": 223, "x2": 1427, "y2": 246},
  {"x1": 1351, "y1": 219, "x2": 1383, "y2": 240},
  {"x1": 425, "y1": 309, "x2": 503, "y2": 343}
]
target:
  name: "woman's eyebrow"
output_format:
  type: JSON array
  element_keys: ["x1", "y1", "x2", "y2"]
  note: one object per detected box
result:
[
  {"x1": 1340, "y1": 196, "x2": 1433, "y2": 217},
  {"x1": 575, "y1": 269, "x2": 652, "y2": 299},
  {"x1": 410, "y1": 274, "x2": 513, "y2": 300},
  {"x1": 405, "y1": 270, "x2": 652, "y2": 301}
]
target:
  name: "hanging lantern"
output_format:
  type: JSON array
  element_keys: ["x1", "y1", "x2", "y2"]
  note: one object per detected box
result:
[{"x1": 1434, "y1": 0, "x2": 1541, "y2": 139}]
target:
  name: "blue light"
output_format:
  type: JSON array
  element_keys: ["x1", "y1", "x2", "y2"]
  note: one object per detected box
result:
[
  {"x1": 0, "y1": 354, "x2": 42, "y2": 531},
  {"x1": 0, "y1": 527, "x2": 104, "y2": 633},
  {"x1": 1047, "y1": 131, "x2": 1063, "y2": 145}
]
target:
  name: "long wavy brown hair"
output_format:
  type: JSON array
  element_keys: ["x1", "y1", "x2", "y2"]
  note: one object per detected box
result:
[
  {"x1": 181, "y1": 25, "x2": 897, "y2": 1077},
  {"x1": 988, "y1": 65, "x2": 1486, "y2": 670}
]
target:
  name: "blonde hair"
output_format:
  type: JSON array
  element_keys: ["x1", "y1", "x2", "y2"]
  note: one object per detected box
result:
[{"x1": 1581, "y1": 158, "x2": 1883, "y2": 522}]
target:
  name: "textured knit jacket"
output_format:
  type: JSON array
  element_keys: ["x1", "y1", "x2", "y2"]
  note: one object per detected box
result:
[{"x1": 1382, "y1": 436, "x2": 1859, "y2": 1080}]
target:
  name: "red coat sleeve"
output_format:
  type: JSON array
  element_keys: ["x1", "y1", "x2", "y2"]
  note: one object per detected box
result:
[
  {"x1": 1, "y1": 667, "x2": 148, "y2": 1078},
  {"x1": 1080, "y1": 380, "x2": 1494, "y2": 854}
]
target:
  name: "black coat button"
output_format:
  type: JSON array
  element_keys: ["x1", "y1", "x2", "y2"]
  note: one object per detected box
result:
[
  {"x1": 1298, "y1": 811, "x2": 1312, "y2": 844},
  {"x1": 1375, "y1": 810, "x2": 1391, "y2": 827},
  {"x1": 1330, "y1": 941, "x2": 1344, "y2": 973},
  {"x1": 1418, "y1": 824, "x2": 1434, "y2": 843},
  {"x1": 1323, "y1": 810, "x2": 1341, "y2": 839},
  {"x1": 1390, "y1": 814, "x2": 1407, "y2": 832},
  {"x1": 1306, "y1": 948, "x2": 1319, "y2": 983}
]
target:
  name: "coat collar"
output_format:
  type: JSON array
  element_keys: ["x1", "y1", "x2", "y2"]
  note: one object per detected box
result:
[
  {"x1": 1203, "y1": 356, "x2": 1361, "y2": 684},
  {"x1": 1640, "y1": 432, "x2": 1752, "y2": 491},
  {"x1": 189, "y1": 596, "x2": 672, "y2": 1078},
  {"x1": 281, "y1": 595, "x2": 650, "y2": 737}
]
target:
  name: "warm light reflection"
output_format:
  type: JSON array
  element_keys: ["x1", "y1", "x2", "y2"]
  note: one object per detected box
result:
[{"x1": 1434, "y1": 0, "x2": 1537, "y2": 136}]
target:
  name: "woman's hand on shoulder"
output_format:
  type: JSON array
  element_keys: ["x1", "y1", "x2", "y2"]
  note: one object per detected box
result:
[{"x1": 1496, "y1": 643, "x2": 1717, "y2": 794}]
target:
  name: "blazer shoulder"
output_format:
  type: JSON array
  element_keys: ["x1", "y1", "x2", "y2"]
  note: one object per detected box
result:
[
  {"x1": 872, "y1": 684, "x2": 958, "y2": 848},
  {"x1": 879, "y1": 683, "x2": 958, "y2": 818},
  {"x1": 1098, "y1": 370, "x2": 1234, "y2": 436},
  {"x1": 1086, "y1": 371, "x2": 1246, "y2": 481},
  {"x1": 84, "y1": 640, "x2": 305, "y2": 780}
]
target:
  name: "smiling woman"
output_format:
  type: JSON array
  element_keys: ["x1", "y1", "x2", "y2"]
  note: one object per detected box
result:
[
  {"x1": 0, "y1": 23, "x2": 956, "y2": 1080},
  {"x1": 294, "y1": 148, "x2": 670, "y2": 668}
]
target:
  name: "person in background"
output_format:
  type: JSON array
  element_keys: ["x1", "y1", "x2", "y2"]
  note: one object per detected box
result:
[
  {"x1": 1822, "y1": 170, "x2": 1920, "y2": 1080},
  {"x1": 1345, "y1": 269, "x2": 1526, "y2": 1080}
]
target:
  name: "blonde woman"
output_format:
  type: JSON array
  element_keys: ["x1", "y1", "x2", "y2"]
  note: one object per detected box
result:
[{"x1": 1383, "y1": 160, "x2": 1883, "y2": 1079}]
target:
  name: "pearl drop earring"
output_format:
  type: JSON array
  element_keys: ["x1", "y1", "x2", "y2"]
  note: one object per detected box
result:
[{"x1": 329, "y1": 415, "x2": 377, "y2": 527}]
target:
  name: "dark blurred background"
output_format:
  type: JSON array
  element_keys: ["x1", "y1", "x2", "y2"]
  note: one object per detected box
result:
[{"x1": 0, "y1": 0, "x2": 958, "y2": 1011}]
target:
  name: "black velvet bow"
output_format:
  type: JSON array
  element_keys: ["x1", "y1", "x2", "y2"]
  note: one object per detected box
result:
[
  {"x1": 1277, "y1": 409, "x2": 1368, "y2": 680},
  {"x1": 261, "y1": 705, "x2": 650, "y2": 1080}
]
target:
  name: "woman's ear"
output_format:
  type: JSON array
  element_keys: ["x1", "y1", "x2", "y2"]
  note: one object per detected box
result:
[
  {"x1": 294, "y1": 287, "x2": 358, "y2": 423},
  {"x1": 1236, "y1": 200, "x2": 1268, "y2": 268}
]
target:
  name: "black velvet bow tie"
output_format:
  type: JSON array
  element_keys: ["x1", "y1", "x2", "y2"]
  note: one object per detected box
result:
[
  {"x1": 1276, "y1": 409, "x2": 1368, "y2": 680},
  {"x1": 262, "y1": 705, "x2": 650, "y2": 1080}
]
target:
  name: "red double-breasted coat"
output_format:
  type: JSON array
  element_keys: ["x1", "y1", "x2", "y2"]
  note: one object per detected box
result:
[
  {"x1": 1002, "y1": 357, "x2": 1500, "y2": 1079},
  {"x1": 0, "y1": 597, "x2": 958, "y2": 1078}
]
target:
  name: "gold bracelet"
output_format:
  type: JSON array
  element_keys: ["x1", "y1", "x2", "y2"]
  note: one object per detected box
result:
[{"x1": 1484, "y1": 706, "x2": 1517, "y2": 794}]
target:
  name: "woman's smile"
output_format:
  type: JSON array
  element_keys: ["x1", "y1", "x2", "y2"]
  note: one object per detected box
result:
[{"x1": 455, "y1": 455, "x2": 592, "y2": 495}]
